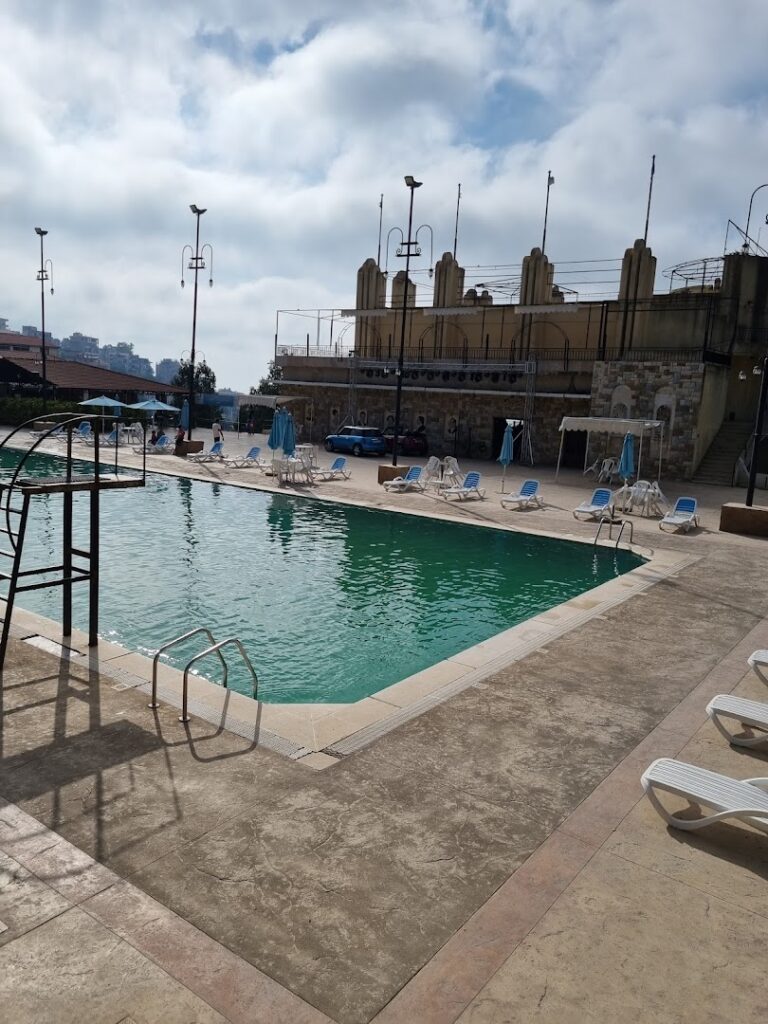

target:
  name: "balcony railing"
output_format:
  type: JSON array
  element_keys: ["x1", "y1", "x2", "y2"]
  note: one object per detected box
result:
[{"x1": 278, "y1": 343, "x2": 729, "y2": 370}]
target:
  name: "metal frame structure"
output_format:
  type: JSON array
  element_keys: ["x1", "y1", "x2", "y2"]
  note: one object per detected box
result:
[{"x1": 0, "y1": 413, "x2": 146, "y2": 673}]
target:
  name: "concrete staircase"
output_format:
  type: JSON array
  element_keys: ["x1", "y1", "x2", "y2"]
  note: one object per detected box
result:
[{"x1": 693, "y1": 422, "x2": 752, "y2": 485}]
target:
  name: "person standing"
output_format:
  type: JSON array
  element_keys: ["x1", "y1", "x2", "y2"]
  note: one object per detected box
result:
[{"x1": 212, "y1": 419, "x2": 223, "y2": 444}]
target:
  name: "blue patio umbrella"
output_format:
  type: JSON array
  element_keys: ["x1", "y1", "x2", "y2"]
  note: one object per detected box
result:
[
  {"x1": 267, "y1": 407, "x2": 285, "y2": 452},
  {"x1": 179, "y1": 400, "x2": 189, "y2": 432},
  {"x1": 128, "y1": 398, "x2": 180, "y2": 413},
  {"x1": 281, "y1": 411, "x2": 296, "y2": 458},
  {"x1": 497, "y1": 421, "x2": 516, "y2": 493},
  {"x1": 618, "y1": 432, "x2": 635, "y2": 482},
  {"x1": 78, "y1": 395, "x2": 127, "y2": 411}
]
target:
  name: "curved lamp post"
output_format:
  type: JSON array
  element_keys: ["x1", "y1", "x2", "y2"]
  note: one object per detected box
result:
[
  {"x1": 34, "y1": 228, "x2": 54, "y2": 414},
  {"x1": 743, "y1": 184, "x2": 768, "y2": 253},
  {"x1": 180, "y1": 205, "x2": 213, "y2": 440},
  {"x1": 746, "y1": 355, "x2": 768, "y2": 507}
]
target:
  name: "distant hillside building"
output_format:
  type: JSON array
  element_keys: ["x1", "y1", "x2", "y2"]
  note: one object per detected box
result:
[{"x1": 156, "y1": 357, "x2": 181, "y2": 384}]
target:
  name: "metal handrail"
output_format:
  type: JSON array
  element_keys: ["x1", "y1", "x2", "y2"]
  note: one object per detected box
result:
[
  {"x1": 148, "y1": 627, "x2": 228, "y2": 708},
  {"x1": 179, "y1": 637, "x2": 259, "y2": 722},
  {"x1": 614, "y1": 520, "x2": 634, "y2": 548}
]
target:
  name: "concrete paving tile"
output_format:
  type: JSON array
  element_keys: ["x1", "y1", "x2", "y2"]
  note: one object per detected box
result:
[
  {"x1": 374, "y1": 660, "x2": 469, "y2": 708},
  {"x1": 455, "y1": 849, "x2": 768, "y2": 1024},
  {"x1": 373, "y1": 830, "x2": 595, "y2": 1024},
  {"x1": 0, "y1": 850, "x2": 69, "y2": 947},
  {"x1": 84, "y1": 881, "x2": 333, "y2": 1024},
  {"x1": 130, "y1": 769, "x2": 549, "y2": 1024},
  {"x1": 0, "y1": 907, "x2": 227, "y2": 1023}
]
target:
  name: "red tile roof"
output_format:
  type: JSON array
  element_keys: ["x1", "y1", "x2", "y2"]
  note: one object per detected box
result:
[{"x1": 1, "y1": 355, "x2": 185, "y2": 395}]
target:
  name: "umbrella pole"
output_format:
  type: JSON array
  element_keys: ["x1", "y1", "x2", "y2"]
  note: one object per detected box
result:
[
  {"x1": 637, "y1": 427, "x2": 644, "y2": 480},
  {"x1": 658, "y1": 423, "x2": 663, "y2": 482},
  {"x1": 501, "y1": 464, "x2": 507, "y2": 493},
  {"x1": 555, "y1": 428, "x2": 565, "y2": 480}
]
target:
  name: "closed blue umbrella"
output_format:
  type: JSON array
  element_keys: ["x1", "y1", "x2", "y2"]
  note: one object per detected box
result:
[
  {"x1": 618, "y1": 432, "x2": 635, "y2": 482},
  {"x1": 267, "y1": 407, "x2": 285, "y2": 452},
  {"x1": 281, "y1": 411, "x2": 296, "y2": 457},
  {"x1": 179, "y1": 400, "x2": 189, "y2": 431},
  {"x1": 497, "y1": 422, "x2": 515, "y2": 493}
]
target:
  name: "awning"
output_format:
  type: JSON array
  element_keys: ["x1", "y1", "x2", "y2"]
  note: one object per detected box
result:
[
  {"x1": 558, "y1": 416, "x2": 662, "y2": 437},
  {"x1": 556, "y1": 416, "x2": 665, "y2": 481}
]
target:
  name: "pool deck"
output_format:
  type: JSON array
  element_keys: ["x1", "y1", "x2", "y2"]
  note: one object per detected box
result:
[{"x1": 1, "y1": 428, "x2": 768, "y2": 1022}]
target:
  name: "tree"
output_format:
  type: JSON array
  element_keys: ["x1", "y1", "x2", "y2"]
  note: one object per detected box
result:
[
  {"x1": 252, "y1": 360, "x2": 282, "y2": 396},
  {"x1": 171, "y1": 358, "x2": 217, "y2": 394}
]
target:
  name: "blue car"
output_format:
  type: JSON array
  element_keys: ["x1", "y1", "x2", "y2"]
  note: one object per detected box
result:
[{"x1": 324, "y1": 426, "x2": 387, "y2": 457}]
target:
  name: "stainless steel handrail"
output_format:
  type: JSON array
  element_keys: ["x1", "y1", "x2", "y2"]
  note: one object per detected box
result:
[
  {"x1": 614, "y1": 520, "x2": 634, "y2": 548},
  {"x1": 179, "y1": 637, "x2": 259, "y2": 722},
  {"x1": 149, "y1": 627, "x2": 227, "y2": 708}
]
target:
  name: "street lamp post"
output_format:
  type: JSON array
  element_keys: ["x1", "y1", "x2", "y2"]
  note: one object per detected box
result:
[
  {"x1": 34, "y1": 227, "x2": 54, "y2": 414},
  {"x1": 391, "y1": 176, "x2": 422, "y2": 467},
  {"x1": 746, "y1": 354, "x2": 768, "y2": 507},
  {"x1": 180, "y1": 205, "x2": 213, "y2": 441}
]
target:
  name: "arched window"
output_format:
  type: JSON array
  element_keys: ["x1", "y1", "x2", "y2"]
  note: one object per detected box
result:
[{"x1": 610, "y1": 384, "x2": 633, "y2": 419}]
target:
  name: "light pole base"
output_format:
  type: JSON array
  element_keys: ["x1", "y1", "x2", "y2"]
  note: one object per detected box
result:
[{"x1": 719, "y1": 501, "x2": 768, "y2": 537}]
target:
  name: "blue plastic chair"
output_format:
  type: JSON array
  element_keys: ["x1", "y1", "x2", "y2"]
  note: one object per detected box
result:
[
  {"x1": 444, "y1": 470, "x2": 486, "y2": 501},
  {"x1": 501, "y1": 479, "x2": 542, "y2": 509},
  {"x1": 189, "y1": 440, "x2": 224, "y2": 463},
  {"x1": 383, "y1": 466, "x2": 423, "y2": 492},
  {"x1": 660, "y1": 497, "x2": 699, "y2": 532}
]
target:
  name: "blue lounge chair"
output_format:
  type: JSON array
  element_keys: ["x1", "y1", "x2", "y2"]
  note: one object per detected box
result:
[
  {"x1": 135, "y1": 434, "x2": 172, "y2": 455},
  {"x1": 383, "y1": 466, "x2": 423, "y2": 492},
  {"x1": 223, "y1": 446, "x2": 265, "y2": 469},
  {"x1": 314, "y1": 456, "x2": 350, "y2": 481},
  {"x1": 660, "y1": 496, "x2": 698, "y2": 532},
  {"x1": 85, "y1": 428, "x2": 120, "y2": 448},
  {"x1": 188, "y1": 440, "x2": 224, "y2": 463},
  {"x1": 501, "y1": 479, "x2": 542, "y2": 510},
  {"x1": 59, "y1": 422, "x2": 92, "y2": 443},
  {"x1": 573, "y1": 487, "x2": 613, "y2": 521},
  {"x1": 443, "y1": 470, "x2": 486, "y2": 501}
]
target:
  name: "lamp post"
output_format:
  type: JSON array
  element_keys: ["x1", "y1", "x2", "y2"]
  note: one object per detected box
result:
[
  {"x1": 746, "y1": 355, "x2": 768, "y2": 507},
  {"x1": 541, "y1": 170, "x2": 555, "y2": 254},
  {"x1": 180, "y1": 205, "x2": 213, "y2": 441},
  {"x1": 743, "y1": 184, "x2": 768, "y2": 253},
  {"x1": 391, "y1": 175, "x2": 422, "y2": 467},
  {"x1": 34, "y1": 227, "x2": 54, "y2": 414}
]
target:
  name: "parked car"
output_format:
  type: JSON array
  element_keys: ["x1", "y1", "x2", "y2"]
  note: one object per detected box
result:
[
  {"x1": 324, "y1": 426, "x2": 387, "y2": 457},
  {"x1": 384, "y1": 431, "x2": 429, "y2": 457}
]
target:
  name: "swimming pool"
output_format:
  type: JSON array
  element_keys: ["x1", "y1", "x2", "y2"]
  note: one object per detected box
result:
[{"x1": 8, "y1": 450, "x2": 644, "y2": 703}]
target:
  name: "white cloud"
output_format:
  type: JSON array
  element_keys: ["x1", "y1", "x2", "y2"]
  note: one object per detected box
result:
[{"x1": 1, "y1": 0, "x2": 767, "y2": 387}]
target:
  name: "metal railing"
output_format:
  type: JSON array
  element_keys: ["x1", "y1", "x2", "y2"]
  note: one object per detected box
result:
[
  {"x1": 594, "y1": 517, "x2": 634, "y2": 548},
  {"x1": 148, "y1": 627, "x2": 229, "y2": 709},
  {"x1": 179, "y1": 638, "x2": 258, "y2": 722}
]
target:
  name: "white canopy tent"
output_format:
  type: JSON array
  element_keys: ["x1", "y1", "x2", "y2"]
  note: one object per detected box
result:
[{"x1": 555, "y1": 416, "x2": 665, "y2": 481}]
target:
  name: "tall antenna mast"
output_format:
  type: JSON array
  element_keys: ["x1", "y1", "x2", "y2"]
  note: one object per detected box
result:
[{"x1": 453, "y1": 183, "x2": 462, "y2": 259}]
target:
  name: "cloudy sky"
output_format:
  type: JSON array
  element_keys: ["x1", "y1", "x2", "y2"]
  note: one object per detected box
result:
[{"x1": 2, "y1": 0, "x2": 767, "y2": 388}]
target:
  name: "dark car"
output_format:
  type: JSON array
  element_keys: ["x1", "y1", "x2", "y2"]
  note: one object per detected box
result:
[
  {"x1": 384, "y1": 431, "x2": 429, "y2": 457},
  {"x1": 324, "y1": 426, "x2": 387, "y2": 457}
]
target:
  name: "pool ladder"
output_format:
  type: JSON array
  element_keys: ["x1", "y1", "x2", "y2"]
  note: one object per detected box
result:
[
  {"x1": 593, "y1": 517, "x2": 634, "y2": 550},
  {"x1": 148, "y1": 626, "x2": 259, "y2": 722}
]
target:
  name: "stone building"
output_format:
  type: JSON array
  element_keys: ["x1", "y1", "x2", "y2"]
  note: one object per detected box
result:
[{"x1": 275, "y1": 241, "x2": 768, "y2": 480}]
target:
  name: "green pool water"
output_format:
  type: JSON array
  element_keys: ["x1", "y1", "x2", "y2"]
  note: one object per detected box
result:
[{"x1": 7, "y1": 450, "x2": 644, "y2": 703}]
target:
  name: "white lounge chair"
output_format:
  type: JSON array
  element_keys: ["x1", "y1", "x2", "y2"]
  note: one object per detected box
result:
[
  {"x1": 659, "y1": 497, "x2": 698, "y2": 532},
  {"x1": 139, "y1": 434, "x2": 173, "y2": 455},
  {"x1": 707, "y1": 694, "x2": 768, "y2": 747},
  {"x1": 573, "y1": 487, "x2": 613, "y2": 521},
  {"x1": 314, "y1": 456, "x2": 350, "y2": 480},
  {"x1": 223, "y1": 446, "x2": 265, "y2": 469},
  {"x1": 443, "y1": 471, "x2": 485, "y2": 501},
  {"x1": 188, "y1": 441, "x2": 224, "y2": 463},
  {"x1": 641, "y1": 757, "x2": 768, "y2": 834},
  {"x1": 441, "y1": 456, "x2": 464, "y2": 490},
  {"x1": 501, "y1": 479, "x2": 542, "y2": 510},
  {"x1": 747, "y1": 649, "x2": 768, "y2": 675},
  {"x1": 383, "y1": 466, "x2": 424, "y2": 492}
]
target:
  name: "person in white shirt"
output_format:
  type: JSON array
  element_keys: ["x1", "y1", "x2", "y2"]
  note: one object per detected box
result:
[{"x1": 212, "y1": 421, "x2": 223, "y2": 443}]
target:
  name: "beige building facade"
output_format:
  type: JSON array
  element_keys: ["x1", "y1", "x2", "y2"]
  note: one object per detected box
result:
[{"x1": 276, "y1": 241, "x2": 768, "y2": 479}]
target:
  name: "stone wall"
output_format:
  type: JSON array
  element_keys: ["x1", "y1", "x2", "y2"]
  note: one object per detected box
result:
[
  {"x1": 282, "y1": 380, "x2": 588, "y2": 464},
  {"x1": 590, "y1": 361, "x2": 706, "y2": 478}
]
